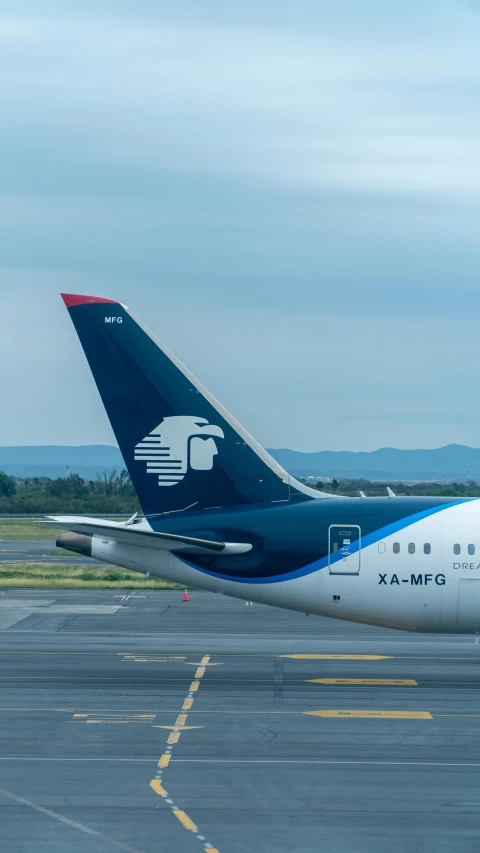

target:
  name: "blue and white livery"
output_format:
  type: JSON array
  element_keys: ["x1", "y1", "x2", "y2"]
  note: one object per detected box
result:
[{"x1": 52, "y1": 293, "x2": 480, "y2": 634}]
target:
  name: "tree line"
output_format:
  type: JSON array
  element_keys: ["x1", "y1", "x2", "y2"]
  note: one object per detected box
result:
[
  {"x1": 1, "y1": 469, "x2": 478, "y2": 514},
  {"x1": 0, "y1": 469, "x2": 140, "y2": 514},
  {"x1": 313, "y1": 478, "x2": 480, "y2": 497}
]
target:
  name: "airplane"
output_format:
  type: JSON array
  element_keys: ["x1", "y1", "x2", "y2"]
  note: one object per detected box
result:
[{"x1": 51, "y1": 292, "x2": 480, "y2": 634}]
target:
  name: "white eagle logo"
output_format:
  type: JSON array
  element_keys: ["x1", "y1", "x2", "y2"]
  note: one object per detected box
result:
[{"x1": 134, "y1": 416, "x2": 224, "y2": 487}]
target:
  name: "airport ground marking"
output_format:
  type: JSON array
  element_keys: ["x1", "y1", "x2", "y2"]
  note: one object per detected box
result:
[
  {"x1": 0, "y1": 787, "x2": 146, "y2": 853},
  {"x1": 307, "y1": 679, "x2": 418, "y2": 686},
  {"x1": 149, "y1": 779, "x2": 168, "y2": 796},
  {"x1": 0, "y1": 708, "x2": 472, "y2": 716},
  {"x1": 121, "y1": 655, "x2": 187, "y2": 663},
  {"x1": 173, "y1": 810, "x2": 198, "y2": 831},
  {"x1": 303, "y1": 709, "x2": 433, "y2": 719},
  {"x1": 153, "y1": 725, "x2": 204, "y2": 731},
  {"x1": 71, "y1": 712, "x2": 156, "y2": 724},
  {"x1": 6, "y1": 756, "x2": 480, "y2": 767},
  {"x1": 148, "y1": 654, "x2": 221, "y2": 853},
  {"x1": 2, "y1": 706, "x2": 480, "y2": 720},
  {"x1": 119, "y1": 655, "x2": 223, "y2": 667},
  {"x1": 282, "y1": 654, "x2": 392, "y2": 660}
]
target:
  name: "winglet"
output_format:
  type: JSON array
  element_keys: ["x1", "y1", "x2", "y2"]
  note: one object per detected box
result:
[
  {"x1": 61, "y1": 293, "x2": 118, "y2": 308},
  {"x1": 386, "y1": 486, "x2": 397, "y2": 497}
]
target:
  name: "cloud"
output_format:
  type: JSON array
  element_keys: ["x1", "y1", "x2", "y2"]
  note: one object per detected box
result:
[
  {"x1": 0, "y1": 2, "x2": 479, "y2": 449},
  {"x1": 1, "y1": 6, "x2": 480, "y2": 196}
]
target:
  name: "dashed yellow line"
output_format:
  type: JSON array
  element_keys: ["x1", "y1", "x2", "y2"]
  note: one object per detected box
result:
[
  {"x1": 173, "y1": 810, "x2": 198, "y2": 831},
  {"x1": 149, "y1": 779, "x2": 168, "y2": 796},
  {"x1": 149, "y1": 653, "x2": 220, "y2": 851},
  {"x1": 167, "y1": 731, "x2": 180, "y2": 744}
]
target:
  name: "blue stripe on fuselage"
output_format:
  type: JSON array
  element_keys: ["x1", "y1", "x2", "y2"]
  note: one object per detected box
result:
[{"x1": 174, "y1": 499, "x2": 469, "y2": 584}]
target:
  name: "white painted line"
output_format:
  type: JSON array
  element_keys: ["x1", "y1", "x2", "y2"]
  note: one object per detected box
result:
[
  {"x1": 0, "y1": 788, "x2": 145, "y2": 852},
  {"x1": 0, "y1": 757, "x2": 156, "y2": 761},
  {"x1": 0, "y1": 788, "x2": 98, "y2": 834},
  {"x1": 170, "y1": 758, "x2": 480, "y2": 767}
]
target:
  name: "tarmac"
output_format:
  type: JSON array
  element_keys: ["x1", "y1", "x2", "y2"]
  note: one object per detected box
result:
[{"x1": 0, "y1": 586, "x2": 480, "y2": 852}]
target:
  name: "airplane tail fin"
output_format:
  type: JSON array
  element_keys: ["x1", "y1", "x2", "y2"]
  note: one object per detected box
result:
[{"x1": 61, "y1": 293, "x2": 325, "y2": 516}]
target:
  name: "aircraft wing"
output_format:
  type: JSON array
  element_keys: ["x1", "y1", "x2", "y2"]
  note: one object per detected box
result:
[{"x1": 46, "y1": 516, "x2": 252, "y2": 556}]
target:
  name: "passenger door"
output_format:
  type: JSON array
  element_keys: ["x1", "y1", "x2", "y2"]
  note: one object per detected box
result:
[{"x1": 328, "y1": 524, "x2": 361, "y2": 575}]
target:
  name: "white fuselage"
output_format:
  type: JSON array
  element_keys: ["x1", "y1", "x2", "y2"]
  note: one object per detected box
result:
[{"x1": 88, "y1": 501, "x2": 480, "y2": 633}]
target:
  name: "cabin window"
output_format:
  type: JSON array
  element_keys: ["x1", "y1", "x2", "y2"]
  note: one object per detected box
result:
[
  {"x1": 424, "y1": 543, "x2": 431, "y2": 554},
  {"x1": 408, "y1": 543, "x2": 415, "y2": 554},
  {"x1": 453, "y1": 544, "x2": 461, "y2": 555},
  {"x1": 468, "y1": 544, "x2": 475, "y2": 555},
  {"x1": 393, "y1": 542, "x2": 400, "y2": 554},
  {"x1": 378, "y1": 541, "x2": 386, "y2": 554}
]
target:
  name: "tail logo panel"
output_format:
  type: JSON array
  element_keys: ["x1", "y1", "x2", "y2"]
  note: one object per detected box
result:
[{"x1": 134, "y1": 416, "x2": 224, "y2": 487}]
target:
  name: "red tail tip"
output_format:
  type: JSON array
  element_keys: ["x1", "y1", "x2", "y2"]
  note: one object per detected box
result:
[{"x1": 61, "y1": 293, "x2": 118, "y2": 308}]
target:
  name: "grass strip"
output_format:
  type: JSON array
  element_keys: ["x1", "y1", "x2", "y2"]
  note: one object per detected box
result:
[
  {"x1": 0, "y1": 521, "x2": 61, "y2": 540},
  {"x1": 0, "y1": 564, "x2": 186, "y2": 589}
]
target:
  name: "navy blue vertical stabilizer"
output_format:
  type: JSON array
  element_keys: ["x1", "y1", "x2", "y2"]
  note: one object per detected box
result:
[{"x1": 62, "y1": 293, "x2": 314, "y2": 516}]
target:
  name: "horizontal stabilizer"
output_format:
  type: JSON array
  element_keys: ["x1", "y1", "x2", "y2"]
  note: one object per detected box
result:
[{"x1": 47, "y1": 516, "x2": 252, "y2": 555}]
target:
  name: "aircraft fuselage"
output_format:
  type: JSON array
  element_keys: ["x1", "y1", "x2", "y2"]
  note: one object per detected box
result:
[{"x1": 90, "y1": 496, "x2": 480, "y2": 633}]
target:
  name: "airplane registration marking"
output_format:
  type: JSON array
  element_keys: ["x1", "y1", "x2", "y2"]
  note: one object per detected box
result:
[
  {"x1": 307, "y1": 679, "x2": 418, "y2": 686},
  {"x1": 304, "y1": 710, "x2": 432, "y2": 719}
]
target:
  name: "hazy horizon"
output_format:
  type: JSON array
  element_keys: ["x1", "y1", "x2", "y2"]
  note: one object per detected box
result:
[{"x1": 2, "y1": 441, "x2": 480, "y2": 453}]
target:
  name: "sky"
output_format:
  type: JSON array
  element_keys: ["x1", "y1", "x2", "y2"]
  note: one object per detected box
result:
[{"x1": 1, "y1": 0, "x2": 480, "y2": 452}]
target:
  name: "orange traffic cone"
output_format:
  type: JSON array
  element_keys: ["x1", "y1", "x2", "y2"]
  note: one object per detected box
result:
[{"x1": 183, "y1": 588, "x2": 189, "y2": 602}]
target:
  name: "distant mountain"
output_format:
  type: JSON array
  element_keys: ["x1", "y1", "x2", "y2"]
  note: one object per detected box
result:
[
  {"x1": 268, "y1": 444, "x2": 480, "y2": 480},
  {"x1": 1, "y1": 443, "x2": 480, "y2": 481},
  {"x1": 0, "y1": 445, "x2": 124, "y2": 480}
]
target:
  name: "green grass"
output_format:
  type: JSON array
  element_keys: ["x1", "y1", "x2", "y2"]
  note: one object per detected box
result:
[
  {"x1": 0, "y1": 563, "x2": 186, "y2": 589},
  {"x1": 0, "y1": 520, "x2": 61, "y2": 540}
]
